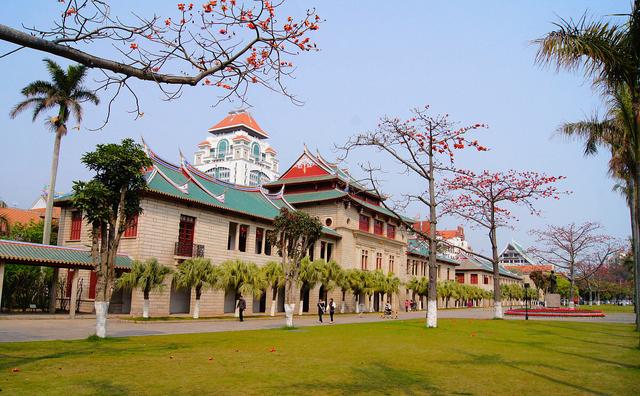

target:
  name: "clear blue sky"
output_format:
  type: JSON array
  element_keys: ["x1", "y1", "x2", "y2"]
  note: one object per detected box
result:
[{"x1": 0, "y1": 1, "x2": 631, "y2": 255}]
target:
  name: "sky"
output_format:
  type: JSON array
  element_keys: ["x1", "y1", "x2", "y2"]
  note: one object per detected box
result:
[{"x1": 0, "y1": 1, "x2": 632, "y2": 256}]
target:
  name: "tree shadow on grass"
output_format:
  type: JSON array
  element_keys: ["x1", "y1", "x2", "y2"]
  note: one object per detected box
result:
[
  {"x1": 81, "y1": 379, "x2": 129, "y2": 395},
  {"x1": 270, "y1": 362, "x2": 442, "y2": 395},
  {"x1": 447, "y1": 351, "x2": 611, "y2": 396}
]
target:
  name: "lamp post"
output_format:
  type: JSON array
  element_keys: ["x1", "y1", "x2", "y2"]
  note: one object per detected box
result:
[{"x1": 524, "y1": 283, "x2": 530, "y2": 320}]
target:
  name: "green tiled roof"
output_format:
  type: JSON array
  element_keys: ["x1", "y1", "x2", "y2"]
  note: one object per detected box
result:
[
  {"x1": 457, "y1": 255, "x2": 521, "y2": 280},
  {"x1": 284, "y1": 189, "x2": 348, "y2": 204},
  {"x1": 406, "y1": 239, "x2": 461, "y2": 266},
  {"x1": 0, "y1": 239, "x2": 132, "y2": 269}
]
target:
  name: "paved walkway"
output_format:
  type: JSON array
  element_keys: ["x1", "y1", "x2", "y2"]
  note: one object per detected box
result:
[{"x1": 0, "y1": 308, "x2": 634, "y2": 342}]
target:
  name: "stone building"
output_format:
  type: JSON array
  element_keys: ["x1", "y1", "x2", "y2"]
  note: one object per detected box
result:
[{"x1": 455, "y1": 254, "x2": 523, "y2": 293}]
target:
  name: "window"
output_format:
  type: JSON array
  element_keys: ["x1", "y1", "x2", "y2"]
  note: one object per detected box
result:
[
  {"x1": 70, "y1": 211, "x2": 82, "y2": 240},
  {"x1": 249, "y1": 170, "x2": 269, "y2": 186},
  {"x1": 456, "y1": 273, "x2": 464, "y2": 283},
  {"x1": 374, "y1": 220, "x2": 384, "y2": 236},
  {"x1": 227, "y1": 222, "x2": 237, "y2": 250},
  {"x1": 361, "y1": 249, "x2": 369, "y2": 270},
  {"x1": 376, "y1": 252, "x2": 383, "y2": 270},
  {"x1": 326, "y1": 242, "x2": 333, "y2": 261},
  {"x1": 325, "y1": 218, "x2": 333, "y2": 227},
  {"x1": 421, "y1": 261, "x2": 427, "y2": 276},
  {"x1": 217, "y1": 139, "x2": 229, "y2": 158},
  {"x1": 88, "y1": 271, "x2": 97, "y2": 299},
  {"x1": 412, "y1": 260, "x2": 418, "y2": 276},
  {"x1": 359, "y1": 214, "x2": 370, "y2": 232},
  {"x1": 437, "y1": 265, "x2": 442, "y2": 279},
  {"x1": 251, "y1": 142, "x2": 260, "y2": 159},
  {"x1": 406, "y1": 259, "x2": 411, "y2": 275},
  {"x1": 447, "y1": 268, "x2": 450, "y2": 280},
  {"x1": 239, "y1": 224, "x2": 249, "y2": 252},
  {"x1": 483, "y1": 275, "x2": 489, "y2": 285},
  {"x1": 65, "y1": 270, "x2": 76, "y2": 297},
  {"x1": 255, "y1": 227, "x2": 264, "y2": 254},
  {"x1": 123, "y1": 214, "x2": 138, "y2": 238},
  {"x1": 387, "y1": 224, "x2": 396, "y2": 239},
  {"x1": 320, "y1": 241, "x2": 326, "y2": 259},
  {"x1": 388, "y1": 255, "x2": 395, "y2": 273},
  {"x1": 177, "y1": 215, "x2": 196, "y2": 256},
  {"x1": 265, "y1": 230, "x2": 273, "y2": 256},
  {"x1": 471, "y1": 274, "x2": 478, "y2": 284}
]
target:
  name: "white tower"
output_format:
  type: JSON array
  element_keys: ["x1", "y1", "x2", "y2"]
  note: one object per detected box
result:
[{"x1": 193, "y1": 110, "x2": 279, "y2": 186}]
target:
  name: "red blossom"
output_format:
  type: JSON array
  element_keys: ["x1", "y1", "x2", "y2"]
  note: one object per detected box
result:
[{"x1": 130, "y1": 43, "x2": 138, "y2": 50}]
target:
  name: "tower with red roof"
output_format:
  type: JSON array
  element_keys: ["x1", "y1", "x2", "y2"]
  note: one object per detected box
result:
[{"x1": 193, "y1": 110, "x2": 279, "y2": 186}]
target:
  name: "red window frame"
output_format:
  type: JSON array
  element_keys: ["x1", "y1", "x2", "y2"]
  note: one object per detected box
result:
[
  {"x1": 483, "y1": 275, "x2": 489, "y2": 285},
  {"x1": 123, "y1": 214, "x2": 138, "y2": 238},
  {"x1": 456, "y1": 273, "x2": 464, "y2": 284},
  {"x1": 361, "y1": 249, "x2": 368, "y2": 270},
  {"x1": 470, "y1": 274, "x2": 478, "y2": 284},
  {"x1": 373, "y1": 220, "x2": 384, "y2": 236},
  {"x1": 387, "y1": 224, "x2": 396, "y2": 239},
  {"x1": 359, "y1": 215, "x2": 370, "y2": 232},
  {"x1": 70, "y1": 211, "x2": 82, "y2": 241},
  {"x1": 65, "y1": 270, "x2": 76, "y2": 297},
  {"x1": 89, "y1": 271, "x2": 97, "y2": 299}
]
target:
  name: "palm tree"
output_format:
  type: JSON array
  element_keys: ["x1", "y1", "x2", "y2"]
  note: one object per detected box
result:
[
  {"x1": 216, "y1": 260, "x2": 262, "y2": 317},
  {"x1": 173, "y1": 258, "x2": 216, "y2": 319},
  {"x1": 346, "y1": 269, "x2": 366, "y2": 313},
  {"x1": 535, "y1": 2, "x2": 640, "y2": 330},
  {"x1": 297, "y1": 257, "x2": 321, "y2": 315},
  {"x1": 10, "y1": 59, "x2": 99, "y2": 246},
  {"x1": 116, "y1": 258, "x2": 172, "y2": 319},
  {"x1": 364, "y1": 270, "x2": 383, "y2": 312},
  {"x1": 317, "y1": 259, "x2": 343, "y2": 302},
  {"x1": 335, "y1": 268, "x2": 351, "y2": 313},
  {"x1": 261, "y1": 261, "x2": 284, "y2": 316},
  {"x1": 379, "y1": 272, "x2": 400, "y2": 309},
  {"x1": 407, "y1": 277, "x2": 429, "y2": 310}
]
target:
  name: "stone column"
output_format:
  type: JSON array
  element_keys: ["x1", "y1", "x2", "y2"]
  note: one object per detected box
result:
[
  {"x1": 0, "y1": 262, "x2": 5, "y2": 312},
  {"x1": 69, "y1": 269, "x2": 80, "y2": 319},
  {"x1": 49, "y1": 267, "x2": 59, "y2": 313}
]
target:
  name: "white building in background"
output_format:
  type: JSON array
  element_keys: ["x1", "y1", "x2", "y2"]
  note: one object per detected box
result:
[
  {"x1": 193, "y1": 110, "x2": 279, "y2": 186},
  {"x1": 499, "y1": 240, "x2": 537, "y2": 265}
]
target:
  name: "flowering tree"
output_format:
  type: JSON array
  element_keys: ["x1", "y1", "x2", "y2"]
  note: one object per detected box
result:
[
  {"x1": 0, "y1": 0, "x2": 322, "y2": 126},
  {"x1": 339, "y1": 105, "x2": 487, "y2": 327},
  {"x1": 529, "y1": 222, "x2": 622, "y2": 308},
  {"x1": 443, "y1": 170, "x2": 566, "y2": 318}
]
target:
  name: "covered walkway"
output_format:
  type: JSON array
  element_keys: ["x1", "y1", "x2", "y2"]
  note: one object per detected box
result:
[{"x1": 0, "y1": 239, "x2": 132, "y2": 318}]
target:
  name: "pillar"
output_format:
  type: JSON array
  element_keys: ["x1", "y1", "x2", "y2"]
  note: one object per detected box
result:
[
  {"x1": 49, "y1": 267, "x2": 59, "y2": 313},
  {"x1": 69, "y1": 269, "x2": 80, "y2": 319},
  {"x1": 0, "y1": 262, "x2": 5, "y2": 312}
]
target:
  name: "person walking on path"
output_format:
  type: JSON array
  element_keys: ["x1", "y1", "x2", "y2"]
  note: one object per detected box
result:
[
  {"x1": 328, "y1": 298, "x2": 336, "y2": 323},
  {"x1": 404, "y1": 299, "x2": 410, "y2": 312},
  {"x1": 237, "y1": 294, "x2": 246, "y2": 322},
  {"x1": 317, "y1": 298, "x2": 326, "y2": 323}
]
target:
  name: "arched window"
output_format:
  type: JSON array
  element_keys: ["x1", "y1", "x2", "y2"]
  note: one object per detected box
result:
[
  {"x1": 217, "y1": 140, "x2": 229, "y2": 159},
  {"x1": 249, "y1": 170, "x2": 270, "y2": 186},
  {"x1": 207, "y1": 167, "x2": 231, "y2": 182},
  {"x1": 251, "y1": 143, "x2": 260, "y2": 160}
]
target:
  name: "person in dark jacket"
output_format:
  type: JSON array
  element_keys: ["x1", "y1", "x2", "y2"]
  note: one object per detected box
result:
[
  {"x1": 317, "y1": 298, "x2": 326, "y2": 323},
  {"x1": 328, "y1": 298, "x2": 336, "y2": 323},
  {"x1": 237, "y1": 294, "x2": 246, "y2": 322}
]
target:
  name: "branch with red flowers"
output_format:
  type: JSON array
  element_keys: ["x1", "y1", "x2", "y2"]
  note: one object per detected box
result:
[{"x1": 0, "y1": 0, "x2": 322, "y2": 128}]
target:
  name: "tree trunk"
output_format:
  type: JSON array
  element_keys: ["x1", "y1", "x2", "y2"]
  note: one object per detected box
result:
[
  {"x1": 270, "y1": 287, "x2": 277, "y2": 317},
  {"x1": 490, "y1": 223, "x2": 503, "y2": 319},
  {"x1": 340, "y1": 290, "x2": 346, "y2": 313},
  {"x1": 284, "y1": 275, "x2": 296, "y2": 327},
  {"x1": 143, "y1": 298, "x2": 150, "y2": 319},
  {"x1": 43, "y1": 128, "x2": 63, "y2": 246},
  {"x1": 193, "y1": 298, "x2": 200, "y2": 319},
  {"x1": 95, "y1": 301, "x2": 109, "y2": 338},
  {"x1": 426, "y1": 147, "x2": 438, "y2": 328},
  {"x1": 632, "y1": 167, "x2": 640, "y2": 330}
]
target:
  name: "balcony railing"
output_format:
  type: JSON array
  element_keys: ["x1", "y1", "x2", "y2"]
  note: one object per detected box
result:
[{"x1": 174, "y1": 242, "x2": 205, "y2": 258}]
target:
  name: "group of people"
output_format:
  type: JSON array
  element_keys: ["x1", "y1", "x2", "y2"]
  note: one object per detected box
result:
[
  {"x1": 404, "y1": 299, "x2": 418, "y2": 312},
  {"x1": 316, "y1": 298, "x2": 337, "y2": 323}
]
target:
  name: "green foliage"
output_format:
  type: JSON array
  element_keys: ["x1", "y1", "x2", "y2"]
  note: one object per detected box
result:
[
  {"x1": 3, "y1": 220, "x2": 58, "y2": 245},
  {"x1": 10, "y1": 59, "x2": 99, "y2": 133},
  {"x1": 172, "y1": 258, "x2": 216, "y2": 300},
  {"x1": 556, "y1": 276, "x2": 579, "y2": 299},
  {"x1": 116, "y1": 258, "x2": 172, "y2": 300},
  {"x1": 270, "y1": 208, "x2": 323, "y2": 264},
  {"x1": 1, "y1": 265, "x2": 52, "y2": 312},
  {"x1": 407, "y1": 276, "x2": 429, "y2": 298},
  {"x1": 216, "y1": 260, "x2": 263, "y2": 298}
]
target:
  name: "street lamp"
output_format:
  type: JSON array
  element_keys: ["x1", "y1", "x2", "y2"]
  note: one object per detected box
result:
[{"x1": 524, "y1": 283, "x2": 530, "y2": 320}]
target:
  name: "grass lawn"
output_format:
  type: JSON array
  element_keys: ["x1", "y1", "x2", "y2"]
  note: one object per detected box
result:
[
  {"x1": 0, "y1": 319, "x2": 638, "y2": 395},
  {"x1": 580, "y1": 304, "x2": 636, "y2": 313}
]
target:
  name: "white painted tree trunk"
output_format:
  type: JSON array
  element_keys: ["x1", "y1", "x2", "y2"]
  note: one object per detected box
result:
[
  {"x1": 193, "y1": 299, "x2": 200, "y2": 319},
  {"x1": 569, "y1": 300, "x2": 575, "y2": 309},
  {"x1": 355, "y1": 298, "x2": 360, "y2": 313},
  {"x1": 298, "y1": 299, "x2": 304, "y2": 315},
  {"x1": 368, "y1": 295, "x2": 373, "y2": 312},
  {"x1": 340, "y1": 301, "x2": 345, "y2": 314},
  {"x1": 494, "y1": 301, "x2": 503, "y2": 319},
  {"x1": 143, "y1": 299, "x2": 150, "y2": 319},
  {"x1": 419, "y1": 299, "x2": 423, "y2": 310},
  {"x1": 95, "y1": 301, "x2": 109, "y2": 338},
  {"x1": 426, "y1": 299, "x2": 437, "y2": 328},
  {"x1": 270, "y1": 299, "x2": 276, "y2": 316},
  {"x1": 234, "y1": 300, "x2": 240, "y2": 317},
  {"x1": 284, "y1": 303, "x2": 295, "y2": 327}
]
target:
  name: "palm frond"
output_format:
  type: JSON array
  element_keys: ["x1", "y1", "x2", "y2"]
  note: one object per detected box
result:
[
  {"x1": 21, "y1": 80, "x2": 55, "y2": 97},
  {"x1": 9, "y1": 97, "x2": 45, "y2": 119}
]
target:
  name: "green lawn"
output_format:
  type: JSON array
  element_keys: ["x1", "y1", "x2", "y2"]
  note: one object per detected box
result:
[
  {"x1": 580, "y1": 304, "x2": 636, "y2": 313},
  {"x1": 0, "y1": 319, "x2": 638, "y2": 395}
]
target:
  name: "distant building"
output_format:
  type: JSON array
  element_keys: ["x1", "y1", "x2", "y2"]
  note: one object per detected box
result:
[
  {"x1": 412, "y1": 222, "x2": 471, "y2": 259},
  {"x1": 193, "y1": 110, "x2": 279, "y2": 186},
  {"x1": 0, "y1": 206, "x2": 60, "y2": 236},
  {"x1": 498, "y1": 240, "x2": 537, "y2": 265}
]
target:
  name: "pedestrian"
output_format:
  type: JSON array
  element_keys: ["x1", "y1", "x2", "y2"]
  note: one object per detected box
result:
[
  {"x1": 317, "y1": 298, "x2": 326, "y2": 323},
  {"x1": 237, "y1": 294, "x2": 246, "y2": 322},
  {"x1": 328, "y1": 298, "x2": 336, "y2": 323},
  {"x1": 404, "y1": 299, "x2": 409, "y2": 312}
]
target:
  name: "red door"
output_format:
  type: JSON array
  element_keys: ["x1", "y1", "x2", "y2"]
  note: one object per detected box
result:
[{"x1": 177, "y1": 215, "x2": 196, "y2": 256}]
